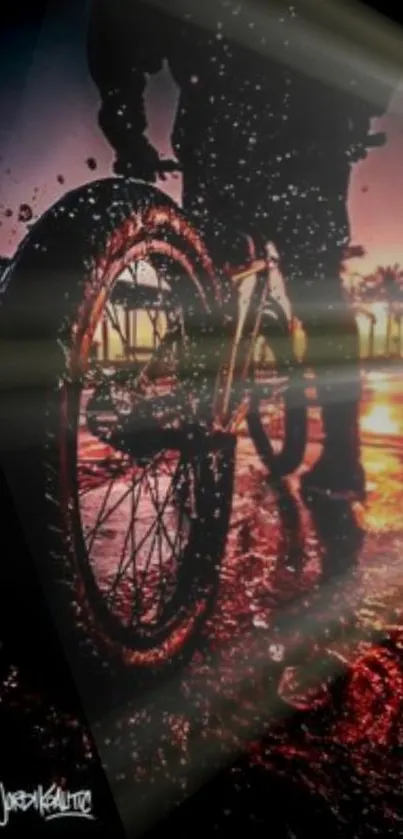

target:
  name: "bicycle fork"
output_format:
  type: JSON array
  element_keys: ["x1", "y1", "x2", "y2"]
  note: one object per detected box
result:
[{"x1": 212, "y1": 257, "x2": 271, "y2": 433}]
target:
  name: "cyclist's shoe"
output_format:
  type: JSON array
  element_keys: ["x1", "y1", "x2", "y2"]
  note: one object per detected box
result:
[
  {"x1": 113, "y1": 141, "x2": 161, "y2": 183},
  {"x1": 301, "y1": 456, "x2": 366, "y2": 502},
  {"x1": 114, "y1": 159, "x2": 158, "y2": 183}
]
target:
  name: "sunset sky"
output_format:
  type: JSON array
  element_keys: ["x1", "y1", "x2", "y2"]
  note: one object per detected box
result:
[{"x1": 1, "y1": 0, "x2": 403, "y2": 281}]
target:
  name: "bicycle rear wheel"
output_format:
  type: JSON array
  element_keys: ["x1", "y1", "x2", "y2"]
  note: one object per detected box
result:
[{"x1": 247, "y1": 304, "x2": 308, "y2": 476}]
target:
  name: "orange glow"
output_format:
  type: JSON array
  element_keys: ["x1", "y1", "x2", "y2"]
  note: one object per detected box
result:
[
  {"x1": 364, "y1": 370, "x2": 393, "y2": 394},
  {"x1": 361, "y1": 405, "x2": 399, "y2": 436}
]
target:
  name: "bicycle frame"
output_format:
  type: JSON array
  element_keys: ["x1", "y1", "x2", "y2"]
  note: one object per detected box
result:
[
  {"x1": 212, "y1": 256, "x2": 272, "y2": 433},
  {"x1": 108, "y1": 253, "x2": 282, "y2": 441},
  {"x1": 87, "y1": 210, "x2": 286, "y2": 450}
]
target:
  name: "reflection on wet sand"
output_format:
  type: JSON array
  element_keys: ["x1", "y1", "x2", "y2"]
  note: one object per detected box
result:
[
  {"x1": 68, "y1": 366, "x2": 403, "y2": 837},
  {"x1": 361, "y1": 368, "x2": 403, "y2": 438}
]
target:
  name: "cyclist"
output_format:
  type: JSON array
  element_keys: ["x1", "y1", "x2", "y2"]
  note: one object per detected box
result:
[{"x1": 87, "y1": 0, "x2": 393, "y2": 500}]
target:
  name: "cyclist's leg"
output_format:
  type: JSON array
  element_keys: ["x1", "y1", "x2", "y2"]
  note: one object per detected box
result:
[
  {"x1": 182, "y1": 170, "x2": 255, "y2": 271},
  {"x1": 86, "y1": 0, "x2": 164, "y2": 176},
  {"x1": 274, "y1": 171, "x2": 364, "y2": 498},
  {"x1": 181, "y1": 171, "x2": 250, "y2": 417}
]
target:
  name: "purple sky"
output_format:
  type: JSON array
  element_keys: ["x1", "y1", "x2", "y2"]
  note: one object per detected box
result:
[{"x1": 1, "y1": 9, "x2": 403, "y2": 277}]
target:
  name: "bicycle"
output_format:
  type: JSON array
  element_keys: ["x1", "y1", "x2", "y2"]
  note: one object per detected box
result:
[{"x1": 0, "y1": 161, "x2": 308, "y2": 686}]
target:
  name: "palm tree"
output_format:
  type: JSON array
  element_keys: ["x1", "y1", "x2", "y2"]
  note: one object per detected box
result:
[
  {"x1": 355, "y1": 271, "x2": 386, "y2": 358},
  {"x1": 352, "y1": 265, "x2": 403, "y2": 358},
  {"x1": 377, "y1": 264, "x2": 403, "y2": 357},
  {"x1": 341, "y1": 243, "x2": 366, "y2": 270},
  {"x1": 343, "y1": 255, "x2": 379, "y2": 359},
  {"x1": 350, "y1": 286, "x2": 377, "y2": 359},
  {"x1": 101, "y1": 314, "x2": 109, "y2": 361},
  {"x1": 355, "y1": 304, "x2": 376, "y2": 358}
]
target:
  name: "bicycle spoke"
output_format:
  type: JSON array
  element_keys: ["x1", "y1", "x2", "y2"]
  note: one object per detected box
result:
[
  {"x1": 85, "y1": 472, "x2": 143, "y2": 547},
  {"x1": 132, "y1": 505, "x2": 161, "y2": 625},
  {"x1": 105, "y1": 472, "x2": 143, "y2": 607},
  {"x1": 136, "y1": 458, "x2": 182, "y2": 595},
  {"x1": 155, "y1": 460, "x2": 167, "y2": 618},
  {"x1": 85, "y1": 472, "x2": 120, "y2": 554},
  {"x1": 78, "y1": 452, "x2": 129, "y2": 498},
  {"x1": 148, "y1": 456, "x2": 165, "y2": 619},
  {"x1": 157, "y1": 464, "x2": 188, "y2": 619},
  {"x1": 129, "y1": 475, "x2": 140, "y2": 616},
  {"x1": 144, "y1": 467, "x2": 177, "y2": 555},
  {"x1": 101, "y1": 455, "x2": 181, "y2": 621}
]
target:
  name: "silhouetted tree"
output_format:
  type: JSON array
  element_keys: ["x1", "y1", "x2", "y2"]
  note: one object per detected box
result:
[
  {"x1": 380, "y1": 265, "x2": 403, "y2": 356},
  {"x1": 352, "y1": 265, "x2": 403, "y2": 357},
  {"x1": 341, "y1": 248, "x2": 378, "y2": 358}
]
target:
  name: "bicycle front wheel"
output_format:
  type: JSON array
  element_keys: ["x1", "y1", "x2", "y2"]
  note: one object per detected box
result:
[{"x1": 0, "y1": 177, "x2": 234, "y2": 686}]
